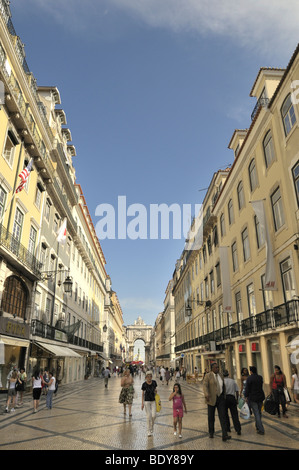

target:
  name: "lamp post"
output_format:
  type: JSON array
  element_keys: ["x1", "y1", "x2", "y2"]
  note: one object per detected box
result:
[
  {"x1": 41, "y1": 268, "x2": 73, "y2": 325},
  {"x1": 185, "y1": 298, "x2": 208, "y2": 317}
]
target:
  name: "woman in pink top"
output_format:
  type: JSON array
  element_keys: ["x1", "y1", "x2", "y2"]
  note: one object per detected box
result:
[{"x1": 169, "y1": 383, "x2": 187, "y2": 438}]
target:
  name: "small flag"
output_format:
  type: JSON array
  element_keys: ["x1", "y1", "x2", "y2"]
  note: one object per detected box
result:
[
  {"x1": 57, "y1": 217, "x2": 67, "y2": 244},
  {"x1": 15, "y1": 159, "x2": 33, "y2": 193}
]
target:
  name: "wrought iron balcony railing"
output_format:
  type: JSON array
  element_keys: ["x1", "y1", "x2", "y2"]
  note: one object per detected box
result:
[
  {"x1": 175, "y1": 299, "x2": 299, "y2": 353},
  {"x1": 0, "y1": 223, "x2": 42, "y2": 277}
]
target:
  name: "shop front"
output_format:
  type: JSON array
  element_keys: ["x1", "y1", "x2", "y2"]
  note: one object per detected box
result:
[
  {"x1": 30, "y1": 341, "x2": 83, "y2": 385},
  {"x1": 0, "y1": 316, "x2": 30, "y2": 390}
]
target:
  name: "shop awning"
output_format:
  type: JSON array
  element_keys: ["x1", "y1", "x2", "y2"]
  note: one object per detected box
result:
[
  {"x1": 35, "y1": 342, "x2": 81, "y2": 357},
  {"x1": 0, "y1": 336, "x2": 29, "y2": 348}
]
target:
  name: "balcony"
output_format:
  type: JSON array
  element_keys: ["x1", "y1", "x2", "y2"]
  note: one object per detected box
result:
[
  {"x1": 0, "y1": 223, "x2": 42, "y2": 278},
  {"x1": 31, "y1": 319, "x2": 103, "y2": 353},
  {"x1": 175, "y1": 299, "x2": 299, "y2": 353}
]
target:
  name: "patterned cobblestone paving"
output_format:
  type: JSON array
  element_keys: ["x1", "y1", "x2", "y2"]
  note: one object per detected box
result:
[{"x1": 0, "y1": 374, "x2": 298, "y2": 454}]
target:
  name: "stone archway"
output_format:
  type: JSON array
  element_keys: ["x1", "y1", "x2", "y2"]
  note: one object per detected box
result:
[{"x1": 126, "y1": 316, "x2": 152, "y2": 366}]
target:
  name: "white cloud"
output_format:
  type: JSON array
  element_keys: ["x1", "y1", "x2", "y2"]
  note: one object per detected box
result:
[{"x1": 13, "y1": 0, "x2": 299, "y2": 58}]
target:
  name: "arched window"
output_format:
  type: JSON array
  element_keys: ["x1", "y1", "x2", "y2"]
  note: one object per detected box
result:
[
  {"x1": 281, "y1": 93, "x2": 296, "y2": 136},
  {"x1": 1, "y1": 276, "x2": 28, "y2": 319}
]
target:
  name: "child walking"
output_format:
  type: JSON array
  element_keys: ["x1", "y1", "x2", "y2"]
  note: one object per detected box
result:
[{"x1": 169, "y1": 383, "x2": 187, "y2": 438}]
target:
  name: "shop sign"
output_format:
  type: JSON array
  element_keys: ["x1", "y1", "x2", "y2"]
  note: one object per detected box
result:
[{"x1": 0, "y1": 317, "x2": 29, "y2": 339}]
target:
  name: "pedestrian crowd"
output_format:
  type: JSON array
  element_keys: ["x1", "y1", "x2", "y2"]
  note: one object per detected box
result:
[
  {"x1": 106, "y1": 362, "x2": 297, "y2": 441},
  {"x1": 5, "y1": 366, "x2": 57, "y2": 414}
]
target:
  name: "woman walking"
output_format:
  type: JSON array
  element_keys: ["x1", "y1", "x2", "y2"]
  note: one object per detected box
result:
[
  {"x1": 270, "y1": 365, "x2": 288, "y2": 418},
  {"x1": 46, "y1": 371, "x2": 56, "y2": 409},
  {"x1": 32, "y1": 369, "x2": 43, "y2": 413},
  {"x1": 141, "y1": 371, "x2": 157, "y2": 436},
  {"x1": 169, "y1": 383, "x2": 187, "y2": 438},
  {"x1": 6, "y1": 371, "x2": 17, "y2": 413},
  {"x1": 119, "y1": 369, "x2": 134, "y2": 416}
]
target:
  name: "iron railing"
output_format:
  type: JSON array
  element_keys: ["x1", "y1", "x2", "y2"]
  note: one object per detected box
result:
[
  {"x1": 175, "y1": 299, "x2": 299, "y2": 353},
  {"x1": 0, "y1": 223, "x2": 42, "y2": 276}
]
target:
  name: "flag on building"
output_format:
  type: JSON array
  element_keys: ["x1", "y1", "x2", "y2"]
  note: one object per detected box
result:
[
  {"x1": 251, "y1": 200, "x2": 277, "y2": 290},
  {"x1": 57, "y1": 217, "x2": 67, "y2": 244},
  {"x1": 219, "y1": 246, "x2": 232, "y2": 312},
  {"x1": 15, "y1": 158, "x2": 33, "y2": 193}
]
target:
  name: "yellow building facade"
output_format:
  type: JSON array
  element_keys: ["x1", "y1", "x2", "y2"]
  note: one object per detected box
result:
[{"x1": 173, "y1": 46, "x2": 299, "y2": 394}]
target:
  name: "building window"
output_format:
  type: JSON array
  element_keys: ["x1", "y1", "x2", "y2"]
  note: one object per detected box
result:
[
  {"x1": 280, "y1": 257, "x2": 295, "y2": 302},
  {"x1": 40, "y1": 243, "x2": 47, "y2": 267},
  {"x1": 241, "y1": 227, "x2": 250, "y2": 262},
  {"x1": 237, "y1": 181, "x2": 245, "y2": 210},
  {"x1": 271, "y1": 187, "x2": 285, "y2": 231},
  {"x1": 220, "y1": 213, "x2": 225, "y2": 237},
  {"x1": 3, "y1": 130, "x2": 18, "y2": 166},
  {"x1": 35, "y1": 185, "x2": 42, "y2": 209},
  {"x1": 249, "y1": 158, "x2": 258, "y2": 191},
  {"x1": 281, "y1": 93, "x2": 296, "y2": 136},
  {"x1": 247, "y1": 283, "x2": 256, "y2": 316},
  {"x1": 12, "y1": 207, "x2": 24, "y2": 245},
  {"x1": 215, "y1": 262, "x2": 221, "y2": 287},
  {"x1": 235, "y1": 291, "x2": 243, "y2": 322},
  {"x1": 0, "y1": 185, "x2": 7, "y2": 220},
  {"x1": 263, "y1": 130, "x2": 275, "y2": 168},
  {"x1": 231, "y1": 241, "x2": 238, "y2": 272},
  {"x1": 210, "y1": 270, "x2": 215, "y2": 294},
  {"x1": 292, "y1": 161, "x2": 299, "y2": 207},
  {"x1": 1, "y1": 276, "x2": 27, "y2": 319},
  {"x1": 228, "y1": 199, "x2": 234, "y2": 225},
  {"x1": 28, "y1": 225, "x2": 37, "y2": 255},
  {"x1": 254, "y1": 215, "x2": 265, "y2": 249},
  {"x1": 44, "y1": 199, "x2": 51, "y2": 221}
]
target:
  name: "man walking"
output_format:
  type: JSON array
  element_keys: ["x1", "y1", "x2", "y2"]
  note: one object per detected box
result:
[
  {"x1": 223, "y1": 370, "x2": 241, "y2": 435},
  {"x1": 203, "y1": 362, "x2": 231, "y2": 441},
  {"x1": 103, "y1": 367, "x2": 110, "y2": 388},
  {"x1": 244, "y1": 366, "x2": 265, "y2": 435}
]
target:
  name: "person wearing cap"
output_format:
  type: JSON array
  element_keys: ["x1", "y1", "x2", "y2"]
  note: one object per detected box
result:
[
  {"x1": 141, "y1": 371, "x2": 157, "y2": 436},
  {"x1": 223, "y1": 370, "x2": 241, "y2": 435},
  {"x1": 203, "y1": 362, "x2": 231, "y2": 441}
]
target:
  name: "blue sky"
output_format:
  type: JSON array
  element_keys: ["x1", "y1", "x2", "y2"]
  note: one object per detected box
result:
[{"x1": 9, "y1": 0, "x2": 299, "y2": 326}]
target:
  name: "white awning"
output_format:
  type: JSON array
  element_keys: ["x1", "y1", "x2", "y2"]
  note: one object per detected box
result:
[
  {"x1": 35, "y1": 342, "x2": 81, "y2": 357},
  {"x1": 0, "y1": 336, "x2": 29, "y2": 348}
]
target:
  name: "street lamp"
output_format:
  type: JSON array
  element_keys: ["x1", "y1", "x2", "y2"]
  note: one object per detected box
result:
[
  {"x1": 185, "y1": 299, "x2": 211, "y2": 317},
  {"x1": 41, "y1": 269, "x2": 73, "y2": 294}
]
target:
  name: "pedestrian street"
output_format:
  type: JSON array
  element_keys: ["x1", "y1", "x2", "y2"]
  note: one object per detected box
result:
[{"x1": 0, "y1": 374, "x2": 298, "y2": 452}]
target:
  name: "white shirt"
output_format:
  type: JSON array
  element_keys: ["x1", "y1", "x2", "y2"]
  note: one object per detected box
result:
[
  {"x1": 49, "y1": 377, "x2": 56, "y2": 391},
  {"x1": 33, "y1": 377, "x2": 42, "y2": 388},
  {"x1": 213, "y1": 372, "x2": 223, "y2": 395}
]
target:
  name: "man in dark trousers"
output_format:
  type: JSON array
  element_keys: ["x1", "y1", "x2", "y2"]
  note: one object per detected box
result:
[
  {"x1": 223, "y1": 370, "x2": 241, "y2": 435},
  {"x1": 203, "y1": 362, "x2": 231, "y2": 441},
  {"x1": 244, "y1": 366, "x2": 265, "y2": 435}
]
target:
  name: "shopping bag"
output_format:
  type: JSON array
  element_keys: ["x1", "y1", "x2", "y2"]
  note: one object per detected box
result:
[
  {"x1": 239, "y1": 401, "x2": 250, "y2": 420},
  {"x1": 284, "y1": 387, "x2": 291, "y2": 402},
  {"x1": 155, "y1": 393, "x2": 161, "y2": 412},
  {"x1": 237, "y1": 398, "x2": 245, "y2": 410}
]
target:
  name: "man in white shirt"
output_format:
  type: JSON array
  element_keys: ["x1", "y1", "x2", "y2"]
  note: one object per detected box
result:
[
  {"x1": 203, "y1": 362, "x2": 231, "y2": 441},
  {"x1": 223, "y1": 370, "x2": 241, "y2": 435}
]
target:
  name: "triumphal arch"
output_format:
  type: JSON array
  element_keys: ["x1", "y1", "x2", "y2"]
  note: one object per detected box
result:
[{"x1": 125, "y1": 316, "x2": 152, "y2": 365}]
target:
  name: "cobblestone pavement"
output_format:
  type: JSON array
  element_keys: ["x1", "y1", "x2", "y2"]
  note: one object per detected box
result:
[{"x1": 0, "y1": 374, "x2": 298, "y2": 453}]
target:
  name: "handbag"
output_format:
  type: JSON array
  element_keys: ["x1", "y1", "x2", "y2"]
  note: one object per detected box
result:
[
  {"x1": 264, "y1": 393, "x2": 276, "y2": 415},
  {"x1": 155, "y1": 393, "x2": 161, "y2": 412}
]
